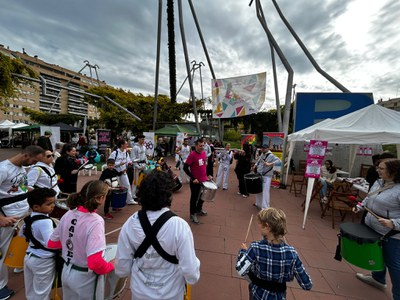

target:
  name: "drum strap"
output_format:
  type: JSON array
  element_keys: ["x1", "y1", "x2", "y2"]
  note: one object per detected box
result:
[
  {"x1": 23, "y1": 215, "x2": 58, "y2": 253},
  {"x1": 0, "y1": 193, "x2": 28, "y2": 215},
  {"x1": 31, "y1": 165, "x2": 56, "y2": 184},
  {"x1": 134, "y1": 210, "x2": 179, "y2": 264},
  {"x1": 247, "y1": 271, "x2": 287, "y2": 293}
]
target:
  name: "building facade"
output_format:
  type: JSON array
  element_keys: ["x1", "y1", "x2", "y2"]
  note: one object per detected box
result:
[
  {"x1": 0, "y1": 45, "x2": 105, "y2": 124},
  {"x1": 377, "y1": 97, "x2": 400, "y2": 112}
]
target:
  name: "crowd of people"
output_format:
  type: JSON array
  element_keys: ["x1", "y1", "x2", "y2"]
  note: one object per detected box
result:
[{"x1": 1, "y1": 138, "x2": 399, "y2": 299}]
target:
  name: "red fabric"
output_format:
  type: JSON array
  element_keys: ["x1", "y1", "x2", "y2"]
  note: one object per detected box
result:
[
  {"x1": 87, "y1": 251, "x2": 114, "y2": 275},
  {"x1": 47, "y1": 239, "x2": 62, "y2": 249}
]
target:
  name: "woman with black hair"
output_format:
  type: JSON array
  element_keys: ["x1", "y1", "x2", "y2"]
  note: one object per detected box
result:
[
  {"x1": 54, "y1": 143, "x2": 80, "y2": 193},
  {"x1": 115, "y1": 171, "x2": 200, "y2": 300}
]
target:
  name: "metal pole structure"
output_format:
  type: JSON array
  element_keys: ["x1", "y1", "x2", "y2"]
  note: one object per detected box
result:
[
  {"x1": 178, "y1": 0, "x2": 201, "y2": 134},
  {"x1": 187, "y1": 0, "x2": 222, "y2": 140},
  {"x1": 175, "y1": 63, "x2": 196, "y2": 98},
  {"x1": 49, "y1": 61, "x2": 90, "y2": 112},
  {"x1": 270, "y1": 42, "x2": 282, "y2": 132},
  {"x1": 11, "y1": 73, "x2": 142, "y2": 121},
  {"x1": 153, "y1": 0, "x2": 163, "y2": 131},
  {"x1": 271, "y1": 0, "x2": 350, "y2": 93},
  {"x1": 252, "y1": 0, "x2": 294, "y2": 186}
]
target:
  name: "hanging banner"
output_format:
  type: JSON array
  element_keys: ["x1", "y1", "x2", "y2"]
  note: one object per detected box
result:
[
  {"x1": 212, "y1": 72, "x2": 266, "y2": 118},
  {"x1": 262, "y1": 132, "x2": 284, "y2": 188},
  {"x1": 305, "y1": 140, "x2": 328, "y2": 178},
  {"x1": 143, "y1": 132, "x2": 155, "y2": 157},
  {"x1": 241, "y1": 134, "x2": 256, "y2": 147}
]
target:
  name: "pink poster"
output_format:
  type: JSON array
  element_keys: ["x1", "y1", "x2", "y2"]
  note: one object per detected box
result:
[{"x1": 305, "y1": 140, "x2": 327, "y2": 179}]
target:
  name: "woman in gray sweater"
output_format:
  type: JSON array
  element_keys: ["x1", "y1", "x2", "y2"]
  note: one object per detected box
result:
[{"x1": 355, "y1": 158, "x2": 400, "y2": 300}]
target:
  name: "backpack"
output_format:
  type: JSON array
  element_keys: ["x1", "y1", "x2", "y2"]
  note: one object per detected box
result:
[{"x1": 31, "y1": 165, "x2": 56, "y2": 186}]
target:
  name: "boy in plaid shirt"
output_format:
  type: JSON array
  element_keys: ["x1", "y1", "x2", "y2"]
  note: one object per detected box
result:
[{"x1": 236, "y1": 208, "x2": 312, "y2": 300}]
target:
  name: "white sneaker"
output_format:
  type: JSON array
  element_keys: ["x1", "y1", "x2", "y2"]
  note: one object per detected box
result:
[
  {"x1": 13, "y1": 268, "x2": 23, "y2": 274},
  {"x1": 126, "y1": 200, "x2": 138, "y2": 205},
  {"x1": 190, "y1": 214, "x2": 199, "y2": 224},
  {"x1": 356, "y1": 273, "x2": 386, "y2": 290}
]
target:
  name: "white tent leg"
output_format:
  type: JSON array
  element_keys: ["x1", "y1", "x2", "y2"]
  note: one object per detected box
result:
[
  {"x1": 348, "y1": 144, "x2": 358, "y2": 176},
  {"x1": 285, "y1": 141, "x2": 295, "y2": 185},
  {"x1": 397, "y1": 144, "x2": 400, "y2": 159},
  {"x1": 302, "y1": 177, "x2": 315, "y2": 229}
]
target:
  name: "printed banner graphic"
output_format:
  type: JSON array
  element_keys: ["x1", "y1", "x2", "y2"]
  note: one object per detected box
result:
[
  {"x1": 212, "y1": 72, "x2": 266, "y2": 118},
  {"x1": 241, "y1": 134, "x2": 256, "y2": 147},
  {"x1": 305, "y1": 140, "x2": 328, "y2": 179},
  {"x1": 143, "y1": 132, "x2": 155, "y2": 157}
]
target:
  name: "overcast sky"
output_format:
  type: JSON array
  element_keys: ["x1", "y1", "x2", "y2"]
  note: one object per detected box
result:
[{"x1": 1, "y1": 0, "x2": 399, "y2": 110}]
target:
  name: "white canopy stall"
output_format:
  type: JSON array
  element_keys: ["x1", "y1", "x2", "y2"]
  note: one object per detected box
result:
[{"x1": 287, "y1": 104, "x2": 400, "y2": 228}]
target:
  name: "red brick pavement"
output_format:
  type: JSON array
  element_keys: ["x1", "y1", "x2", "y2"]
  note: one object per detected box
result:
[{"x1": 0, "y1": 149, "x2": 392, "y2": 300}]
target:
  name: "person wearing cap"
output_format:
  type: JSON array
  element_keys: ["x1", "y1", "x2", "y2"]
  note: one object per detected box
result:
[
  {"x1": 37, "y1": 131, "x2": 53, "y2": 152},
  {"x1": 252, "y1": 143, "x2": 281, "y2": 209}
]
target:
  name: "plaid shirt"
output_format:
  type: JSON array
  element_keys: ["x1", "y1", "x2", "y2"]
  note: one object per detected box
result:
[{"x1": 236, "y1": 239, "x2": 312, "y2": 300}]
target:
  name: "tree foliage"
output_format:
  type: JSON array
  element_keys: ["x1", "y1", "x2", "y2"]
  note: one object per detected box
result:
[
  {"x1": 0, "y1": 52, "x2": 38, "y2": 110},
  {"x1": 85, "y1": 85, "x2": 201, "y2": 135},
  {"x1": 22, "y1": 108, "x2": 81, "y2": 125}
]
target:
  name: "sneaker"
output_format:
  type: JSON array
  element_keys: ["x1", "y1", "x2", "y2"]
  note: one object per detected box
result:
[
  {"x1": 112, "y1": 208, "x2": 122, "y2": 212},
  {"x1": 126, "y1": 200, "x2": 138, "y2": 205},
  {"x1": 0, "y1": 286, "x2": 14, "y2": 300},
  {"x1": 242, "y1": 194, "x2": 249, "y2": 198},
  {"x1": 237, "y1": 192, "x2": 242, "y2": 195},
  {"x1": 104, "y1": 213, "x2": 114, "y2": 220},
  {"x1": 197, "y1": 210, "x2": 208, "y2": 216},
  {"x1": 356, "y1": 273, "x2": 387, "y2": 290},
  {"x1": 190, "y1": 214, "x2": 200, "y2": 224},
  {"x1": 223, "y1": 188, "x2": 227, "y2": 190},
  {"x1": 321, "y1": 196, "x2": 328, "y2": 204},
  {"x1": 13, "y1": 268, "x2": 23, "y2": 273}
]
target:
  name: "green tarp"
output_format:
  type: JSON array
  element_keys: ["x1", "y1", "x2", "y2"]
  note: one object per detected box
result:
[{"x1": 154, "y1": 124, "x2": 199, "y2": 136}]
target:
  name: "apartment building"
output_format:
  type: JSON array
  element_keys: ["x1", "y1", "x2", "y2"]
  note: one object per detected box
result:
[
  {"x1": 377, "y1": 97, "x2": 400, "y2": 112},
  {"x1": 0, "y1": 45, "x2": 105, "y2": 124}
]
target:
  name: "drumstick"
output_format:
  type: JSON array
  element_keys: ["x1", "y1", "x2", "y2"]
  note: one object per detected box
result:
[
  {"x1": 105, "y1": 227, "x2": 122, "y2": 236},
  {"x1": 244, "y1": 214, "x2": 254, "y2": 243},
  {"x1": 363, "y1": 206, "x2": 380, "y2": 219}
]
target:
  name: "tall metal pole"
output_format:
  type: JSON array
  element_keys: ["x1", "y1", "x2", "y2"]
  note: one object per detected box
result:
[
  {"x1": 271, "y1": 0, "x2": 350, "y2": 93},
  {"x1": 153, "y1": 0, "x2": 163, "y2": 131},
  {"x1": 270, "y1": 43, "x2": 282, "y2": 132},
  {"x1": 178, "y1": 0, "x2": 200, "y2": 134},
  {"x1": 253, "y1": 0, "x2": 294, "y2": 186}
]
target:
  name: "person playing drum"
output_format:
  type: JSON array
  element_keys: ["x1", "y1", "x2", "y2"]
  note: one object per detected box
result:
[
  {"x1": 183, "y1": 138, "x2": 213, "y2": 224},
  {"x1": 215, "y1": 143, "x2": 233, "y2": 191},
  {"x1": 21, "y1": 188, "x2": 57, "y2": 300},
  {"x1": 236, "y1": 208, "x2": 312, "y2": 299},
  {"x1": 253, "y1": 144, "x2": 281, "y2": 209},
  {"x1": 0, "y1": 145, "x2": 44, "y2": 300},
  {"x1": 115, "y1": 171, "x2": 200, "y2": 300},
  {"x1": 99, "y1": 159, "x2": 124, "y2": 220},
  {"x1": 27, "y1": 150, "x2": 60, "y2": 197},
  {"x1": 353, "y1": 158, "x2": 400, "y2": 299},
  {"x1": 47, "y1": 180, "x2": 114, "y2": 300}
]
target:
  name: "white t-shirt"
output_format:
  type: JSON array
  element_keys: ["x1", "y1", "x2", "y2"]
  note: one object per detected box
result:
[
  {"x1": 115, "y1": 208, "x2": 200, "y2": 300},
  {"x1": 108, "y1": 149, "x2": 131, "y2": 173},
  {"x1": 179, "y1": 145, "x2": 191, "y2": 163},
  {"x1": 27, "y1": 162, "x2": 60, "y2": 196},
  {"x1": 0, "y1": 159, "x2": 29, "y2": 217},
  {"x1": 50, "y1": 209, "x2": 106, "y2": 267},
  {"x1": 20, "y1": 212, "x2": 56, "y2": 258}
]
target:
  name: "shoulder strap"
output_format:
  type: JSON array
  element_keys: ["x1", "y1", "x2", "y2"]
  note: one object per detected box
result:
[
  {"x1": 134, "y1": 210, "x2": 179, "y2": 264},
  {"x1": 23, "y1": 215, "x2": 58, "y2": 253}
]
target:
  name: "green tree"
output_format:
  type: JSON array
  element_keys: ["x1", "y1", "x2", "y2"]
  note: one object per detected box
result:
[
  {"x1": 22, "y1": 108, "x2": 81, "y2": 125},
  {"x1": 0, "y1": 52, "x2": 38, "y2": 110}
]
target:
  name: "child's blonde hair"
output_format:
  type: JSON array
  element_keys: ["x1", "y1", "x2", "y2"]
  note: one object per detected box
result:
[{"x1": 257, "y1": 208, "x2": 287, "y2": 238}]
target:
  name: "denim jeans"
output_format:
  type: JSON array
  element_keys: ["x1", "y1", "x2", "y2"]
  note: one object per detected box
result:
[
  {"x1": 372, "y1": 237, "x2": 400, "y2": 300},
  {"x1": 319, "y1": 178, "x2": 332, "y2": 198}
]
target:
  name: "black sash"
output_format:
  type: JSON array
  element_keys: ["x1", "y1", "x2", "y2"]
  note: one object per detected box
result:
[
  {"x1": 248, "y1": 271, "x2": 287, "y2": 293},
  {"x1": 134, "y1": 210, "x2": 178, "y2": 264},
  {"x1": 0, "y1": 193, "x2": 28, "y2": 213}
]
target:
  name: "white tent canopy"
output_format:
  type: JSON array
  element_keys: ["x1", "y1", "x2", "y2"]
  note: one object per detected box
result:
[{"x1": 287, "y1": 104, "x2": 400, "y2": 228}]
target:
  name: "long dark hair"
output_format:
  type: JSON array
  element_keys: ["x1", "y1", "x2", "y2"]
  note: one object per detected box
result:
[
  {"x1": 325, "y1": 160, "x2": 337, "y2": 174},
  {"x1": 61, "y1": 143, "x2": 76, "y2": 156},
  {"x1": 67, "y1": 180, "x2": 109, "y2": 212}
]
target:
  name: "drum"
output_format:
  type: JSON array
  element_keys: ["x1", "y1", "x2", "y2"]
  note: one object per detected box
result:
[
  {"x1": 111, "y1": 188, "x2": 127, "y2": 208},
  {"x1": 104, "y1": 244, "x2": 127, "y2": 300},
  {"x1": 201, "y1": 181, "x2": 218, "y2": 202},
  {"x1": 172, "y1": 175, "x2": 183, "y2": 192},
  {"x1": 50, "y1": 199, "x2": 69, "y2": 219},
  {"x1": 4, "y1": 220, "x2": 29, "y2": 268},
  {"x1": 339, "y1": 223, "x2": 384, "y2": 271},
  {"x1": 244, "y1": 173, "x2": 263, "y2": 194}
]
